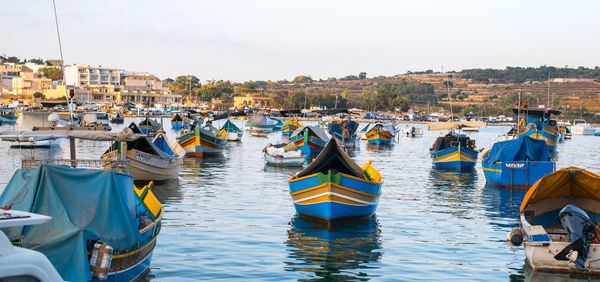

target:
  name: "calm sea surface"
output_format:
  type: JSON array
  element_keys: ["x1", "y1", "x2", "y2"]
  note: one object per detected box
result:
[{"x1": 1, "y1": 118, "x2": 599, "y2": 281}]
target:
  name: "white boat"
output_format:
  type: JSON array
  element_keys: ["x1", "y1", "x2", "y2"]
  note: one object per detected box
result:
[
  {"x1": 263, "y1": 142, "x2": 305, "y2": 167},
  {"x1": 2, "y1": 112, "x2": 68, "y2": 147},
  {"x1": 103, "y1": 124, "x2": 184, "y2": 182},
  {"x1": 518, "y1": 167, "x2": 600, "y2": 274},
  {"x1": 571, "y1": 119, "x2": 596, "y2": 135},
  {"x1": 0, "y1": 210, "x2": 63, "y2": 281},
  {"x1": 400, "y1": 125, "x2": 423, "y2": 137}
]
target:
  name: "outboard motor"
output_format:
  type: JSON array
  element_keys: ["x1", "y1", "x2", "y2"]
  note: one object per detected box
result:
[{"x1": 554, "y1": 204, "x2": 598, "y2": 270}]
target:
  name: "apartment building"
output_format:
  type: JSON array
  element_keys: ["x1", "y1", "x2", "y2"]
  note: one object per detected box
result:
[
  {"x1": 64, "y1": 65, "x2": 121, "y2": 87},
  {"x1": 0, "y1": 63, "x2": 20, "y2": 92},
  {"x1": 12, "y1": 71, "x2": 52, "y2": 96}
]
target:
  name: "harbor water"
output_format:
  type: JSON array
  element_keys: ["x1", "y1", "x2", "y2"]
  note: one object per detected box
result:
[{"x1": 1, "y1": 119, "x2": 599, "y2": 281}]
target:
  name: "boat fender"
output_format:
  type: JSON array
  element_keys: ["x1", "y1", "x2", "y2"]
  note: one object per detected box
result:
[
  {"x1": 506, "y1": 228, "x2": 523, "y2": 246},
  {"x1": 90, "y1": 241, "x2": 113, "y2": 280}
]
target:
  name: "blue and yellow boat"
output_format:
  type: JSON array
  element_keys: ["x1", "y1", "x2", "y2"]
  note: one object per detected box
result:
[
  {"x1": 430, "y1": 131, "x2": 478, "y2": 170},
  {"x1": 177, "y1": 122, "x2": 227, "y2": 157},
  {"x1": 139, "y1": 117, "x2": 160, "y2": 135},
  {"x1": 282, "y1": 120, "x2": 302, "y2": 136},
  {"x1": 328, "y1": 118, "x2": 359, "y2": 148},
  {"x1": 482, "y1": 136, "x2": 555, "y2": 188},
  {"x1": 289, "y1": 125, "x2": 330, "y2": 155},
  {"x1": 171, "y1": 113, "x2": 185, "y2": 130},
  {"x1": 288, "y1": 138, "x2": 382, "y2": 221},
  {"x1": 513, "y1": 108, "x2": 561, "y2": 153},
  {"x1": 365, "y1": 122, "x2": 395, "y2": 145}
]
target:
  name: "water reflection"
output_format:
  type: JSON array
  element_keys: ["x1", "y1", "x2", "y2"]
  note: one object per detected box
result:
[
  {"x1": 428, "y1": 168, "x2": 478, "y2": 200},
  {"x1": 151, "y1": 177, "x2": 183, "y2": 204},
  {"x1": 481, "y1": 184, "x2": 527, "y2": 230},
  {"x1": 284, "y1": 216, "x2": 382, "y2": 281}
]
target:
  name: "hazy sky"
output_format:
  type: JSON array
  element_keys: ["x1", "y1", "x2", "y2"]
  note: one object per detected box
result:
[{"x1": 3, "y1": 0, "x2": 599, "y2": 82}]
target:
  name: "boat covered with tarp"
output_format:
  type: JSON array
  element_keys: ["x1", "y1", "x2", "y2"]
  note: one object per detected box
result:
[
  {"x1": 482, "y1": 136, "x2": 554, "y2": 188},
  {"x1": 263, "y1": 142, "x2": 304, "y2": 167},
  {"x1": 513, "y1": 108, "x2": 561, "y2": 153},
  {"x1": 327, "y1": 118, "x2": 359, "y2": 148},
  {"x1": 364, "y1": 122, "x2": 395, "y2": 145},
  {"x1": 288, "y1": 138, "x2": 382, "y2": 221},
  {"x1": 519, "y1": 167, "x2": 600, "y2": 274},
  {"x1": 219, "y1": 120, "x2": 243, "y2": 141},
  {"x1": 246, "y1": 114, "x2": 277, "y2": 136},
  {"x1": 289, "y1": 125, "x2": 330, "y2": 155},
  {"x1": 0, "y1": 164, "x2": 163, "y2": 281},
  {"x1": 430, "y1": 131, "x2": 478, "y2": 170}
]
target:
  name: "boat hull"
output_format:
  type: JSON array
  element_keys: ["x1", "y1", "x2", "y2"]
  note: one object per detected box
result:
[
  {"x1": 178, "y1": 131, "x2": 226, "y2": 156},
  {"x1": 264, "y1": 154, "x2": 304, "y2": 167},
  {"x1": 430, "y1": 146, "x2": 477, "y2": 170},
  {"x1": 171, "y1": 122, "x2": 183, "y2": 130},
  {"x1": 282, "y1": 122, "x2": 300, "y2": 137},
  {"x1": 288, "y1": 172, "x2": 381, "y2": 221},
  {"x1": 290, "y1": 135, "x2": 326, "y2": 155},
  {"x1": 226, "y1": 131, "x2": 242, "y2": 141},
  {"x1": 482, "y1": 161, "x2": 554, "y2": 188},
  {"x1": 103, "y1": 150, "x2": 182, "y2": 182},
  {"x1": 366, "y1": 130, "x2": 394, "y2": 145}
]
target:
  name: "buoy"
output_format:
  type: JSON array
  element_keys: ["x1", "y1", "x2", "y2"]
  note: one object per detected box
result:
[{"x1": 506, "y1": 228, "x2": 523, "y2": 246}]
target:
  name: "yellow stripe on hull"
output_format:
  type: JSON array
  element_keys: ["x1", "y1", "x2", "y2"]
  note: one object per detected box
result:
[
  {"x1": 291, "y1": 183, "x2": 378, "y2": 206},
  {"x1": 435, "y1": 151, "x2": 476, "y2": 162},
  {"x1": 482, "y1": 167, "x2": 501, "y2": 172}
]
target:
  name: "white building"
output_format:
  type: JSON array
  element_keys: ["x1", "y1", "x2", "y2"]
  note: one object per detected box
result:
[{"x1": 64, "y1": 65, "x2": 121, "y2": 87}]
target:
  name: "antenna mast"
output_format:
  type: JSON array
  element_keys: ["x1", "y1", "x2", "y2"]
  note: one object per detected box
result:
[{"x1": 52, "y1": 0, "x2": 73, "y2": 123}]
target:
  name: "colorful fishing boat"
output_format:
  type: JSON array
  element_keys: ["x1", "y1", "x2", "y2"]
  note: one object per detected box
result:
[
  {"x1": 289, "y1": 125, "x2": 330, "y2": 155},
  {"x1": 518, "y1": 167, "x2": 600, "y2": 274},
  {"x1": 138, "y1": 117, "x2": 160, "y2": 135},
  {"x1": 514, "y1": 108, "x2": 561, "y2": 153},
  {"x1": 430, "y1": 131, "x2": 478, "y2": 170},
  {"x1": 246, "y1": 114, "x2": 277, "y2": 137},
  {"x1": 0, "y1": 108, "x2": 18, "y2": 124},
  {"x1": 267, "y1": 116, "x2": 284, "y2": 130},
  {"x1": 171, "y1": 113, "x2": 185, "y2": 130},
  {"x1": 482, "y1": 136, "x2": 555, "y2": 188},
  {"x1": 177, "y1": 122, "x2": 227, "y2": 156},
  {"x1": 263, "y1": 142, "x2": 304, "y2": 167},
  {"x1": 359, "y1": 122, "x2": 372, "y2": 140},
  {"x1": 0, "y1": 164, "x2": 163, "y2": 281},
  {"x1": 110, "y1": 112, "x2": 124, "y2": 124},
  {"x1": 103, "y1": 123, "x2": 184, "y2": 182},
  {"x1": 327, "y1": 118, "x2": 359, "y2": 148},
  {"x1": 219, "y1": 119, "x2": 243, "y2": 141},
  {"x1": 288, "y1": 138, "x2": 382, "y2": 221},
  {"x1": 365, "y1": 122, "x2": 395, "y2": 145},
  {"x1": 282, "y1": 120, "x2": 302, "y2": 136}
]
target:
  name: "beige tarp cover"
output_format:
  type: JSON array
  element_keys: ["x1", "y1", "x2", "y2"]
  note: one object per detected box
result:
[
  {"x1": 0, "y1": 128, "x2": 143, "y2": 142},
  {"x1": 520, "y1": 167, "x2": 600, "y2": 211},
  {"x1": 426, "y1": 121, "x2": 487, "y2": 131}
]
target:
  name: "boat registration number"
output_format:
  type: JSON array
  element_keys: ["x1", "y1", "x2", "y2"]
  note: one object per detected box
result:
[
  {"x1": 505, "y1": 163, "x2": 525, "y2": 168},
  {"x1": 136, "y1": 152, "x2": 153, "y2": 162}
]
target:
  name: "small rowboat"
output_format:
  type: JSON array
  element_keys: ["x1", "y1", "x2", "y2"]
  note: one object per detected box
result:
[
  {"x1": 220, "y1": 120, "x2": 243, "y2": 141},
  {"x1": 430, "y1": 131, "x2": 478, "y2": 170},
  {"x1": 365, "y1": 122, "x2": 395, "y2": 145},
  {"x1": 263, "y1": 142, "x2": 304, "y2": 167},
  {"x1": 138, "y1": 117, "x2": 160, "y2": 135},
  {"x1": 288, "y1": 138, "x2": 382, "y2": 221},
  {"x1": 177, "y1": 122, "x2": 227, "y2": 157},
  {"x1": 246, "y1": 114, "x2": 277, "y2": 137},
  {"x1": 171, "y1": 113, "x2": 185, "y2": 130},
  {"x1": 518, "y1": 167, "x2": 600, "y2": 274},
  {"x1": 289, "y1": 125, "x2": 329, "y2": 155}
]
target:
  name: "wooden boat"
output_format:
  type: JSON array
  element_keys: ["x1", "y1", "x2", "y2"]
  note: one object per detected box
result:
[
  {"x1": 365, "y1": 122, "x2": 395, "y2": 145},
  {"x1": 327, "y1": 118, "x2": 359, "y2": 148},
  {"x1": 482, "y1": 136, "x2": 555, "y2": 188},
  {"x1": 103, "y1": 123, "x2": 184, "y2": 182},
  {"x1": 177, "y1": 122, "x2": 227, "y2": 156},
  {"x1": 263, "y1": 142, "x2": 304, "y2": 167},
  {"x1": 171, "y1": 113, "x2": 185, "y2": 130},
  {"x1": 514, "y1": 108, "x2": 561, "y2": 153},
  {"x1": 289, "y1": 125, "x2": 329, "y2": 155},
  {"x1": 219, "y1": 120, "x2": 243, "y2": 141},
  {"x1": 359, "y1": 122, "x2": 371, "y2": 140},
  {"x1": 246, "y1": 114, "x2": 277, "y2": 136},
  {"x1": 0, "y1": 130, "x2": 163, "y2": 281},
  {"x1": 430, "y1": 131, "x2": 478, "y2": 170},
  {"x1": 519, "y1": 167, "x2": 600, "y2": 274},
  {"x1": 282, "y1": 120, "x2": 302, "y2": 137},
  {"x1": 138, "y1": 117, "x2": 160, "y2": 135},
  {"x1": 288, "y1": 138, "x2": 382, "y2": 221},
  {"x1": 0, "y1": 108, "x2": 18, "y2": 124}
]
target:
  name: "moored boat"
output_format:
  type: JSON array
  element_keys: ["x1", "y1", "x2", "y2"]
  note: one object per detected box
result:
[
  {"x1": 263, "y1": 142, "x2": 304, "y2": 167},
  {"x1": 288, "y1": 138, "x2": 382, "y2": 221},
  {"x1": 482, "y1": 136, "x2": 555, "y2": 188},
  {"x1": 327, "y1": 118, "x2": 359, "y2": 148},
  {"x1": 138, "y1": 117, "x2": 160, "y2": 135},
  {"x1": 177, "y1": 122, "x2": 227, "y2": 156},
  {"x1": 0, "y1": 163, "x2": 163, "y2": 281},
  {"x1": 400, "y1": 124, "x2": 423, "y2": 137},
  {"x1": 514, "y1": 108, "x2": 561, "y2": 153},
  {"x1": 518, "y1": 167, "x2": 600, "y2": 274},
  {"x1": 219, "y1": 119, "x2": 243, "y2": 141},
  {"x1": 110, "y1": 112, "x2": 124, "y2": 124},
  {"x1": 571, "y1": 119, "x2": 596, "y2": 135},
  {"x1": 430, "y1": 131, "x2": 478, "y2": 170},
  {"x1": 171, "y1": 113, "x2": 185, "y2": 130},
  {"x1": 0, "y1": 108, "x2": 18, "y2": 124},
  {"x1": 289, "y1": 125, "x2": 329, "y2": 155},
  {"x1": 246, "y1": 114, "x2": 277, "y2": 137},
  {"x1": 282, "y1": 120, "x2": 302, "y2": 136},
  {"x1": 359, "y1": 122, "x2": 371, "y2": 140},
  {"x1": 267, "y1": 116, "x2": 284, "y2": 130},
  {"x1": 365, "y1": 122, "x2": 395, "y2": 145},
  {"x1": 103, "y1": 123, "x2": 184, "y2": 182}
]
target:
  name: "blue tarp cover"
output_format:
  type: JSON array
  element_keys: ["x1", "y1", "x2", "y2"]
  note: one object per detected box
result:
[
  {"x1": 0, "y1": 164, "x2": 140, "y2": 281},
  {"x1": 484, "y1": 136, "x2": 550, "y2": 163}
]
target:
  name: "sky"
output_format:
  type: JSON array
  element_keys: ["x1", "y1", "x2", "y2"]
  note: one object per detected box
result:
[{"x1": 2, "y1": 0, "x2": 599, "y2": 82}]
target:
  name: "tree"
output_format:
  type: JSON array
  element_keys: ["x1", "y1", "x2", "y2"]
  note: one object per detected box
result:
[
  {"x1": 166, "y1": 75, "x2": 200, "y2": 94},
  {"x1": 358, "y1": 72, "x2": 367, "y2": 79},
  {"x1": 39, "y1": 67, "x2": 63, "y2": 81},
  {"x1": 292, "y1": 75, "x2": 313, "y2": 83},
  {"x1": 443, "y1": 81, "x2": 453, "y2": 88},
  {"x1": 29, "y1": 58, "x2": 44, "y2": 64},
  {"x1": 33, "y1": 92, "x2": 45, "y2": 99}
]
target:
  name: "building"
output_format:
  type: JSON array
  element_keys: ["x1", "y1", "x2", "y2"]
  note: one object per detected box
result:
[
  {"x1": 24, "y1": 62, "x2": 48, "y2": 74},
  {"x1": 118, "y1": 86, "x2": 182, "y2": 106},
  {"x1": 64, "y1": 65, "x2": 121, "y2": 87},
  {"x1": 233, "y1": 94, "x2": 272, "y2": 109},
  {"x1": 0, "y1": 63, "x2": 20, "y2": 92},
  {"x1": 12, "y1": 70, "x2": 53, "y2": 96},
  {"x1": 121, "y1": 73, "x2": 162, "y2": 89}
]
